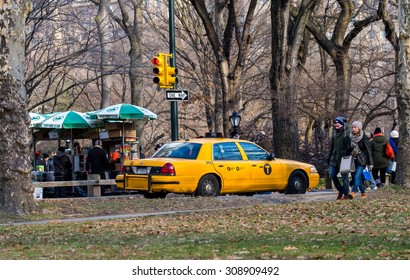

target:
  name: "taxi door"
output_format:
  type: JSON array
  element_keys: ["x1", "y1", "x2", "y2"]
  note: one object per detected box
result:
[
  {"x1": 238, "y1": 142, "x2": 283, "y2": 191},
  {"x1": 212, "y1": 142, "x2": 250, "y2": 192}
]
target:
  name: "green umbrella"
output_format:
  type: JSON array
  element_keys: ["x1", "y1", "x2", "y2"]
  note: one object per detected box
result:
[
  {"x1": 91, "y1": 103, "x2": 157, "y2": 120},
  {"x1": 36, "y1": 111, "x2": 104, "y2": 129},
  {"x1": 90, "y1": 104, "x2": 157, "y2": 163},
  {"x1": 29, "y1": 112, "x2": 56, "y2": 128}
]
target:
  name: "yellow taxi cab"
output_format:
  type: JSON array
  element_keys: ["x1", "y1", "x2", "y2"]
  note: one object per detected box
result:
[{"x1": 115, "y1": 138, "x2": 320, "y2": 198}]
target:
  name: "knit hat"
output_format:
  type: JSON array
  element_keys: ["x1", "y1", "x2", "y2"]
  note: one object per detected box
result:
[
  {"x1": 334, "y1": 116, "x2": 345, "y2": 126},
  {"x1": 351, "y1": 121, "x2": 363, "y2": 130},
  {"x1": 390, "y1": 130, "x2": 399, "y2": 138},
  {"x1": 374, "y1": 127, "x2": 382, "y2": 134},
  {"x1": 43, "y1": 153, "x2": 49, "y2": 159}
]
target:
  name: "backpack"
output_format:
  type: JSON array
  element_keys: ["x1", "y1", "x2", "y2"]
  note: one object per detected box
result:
[{"x1": 385, "y1": 143, "x2": 395, "y2": 159}]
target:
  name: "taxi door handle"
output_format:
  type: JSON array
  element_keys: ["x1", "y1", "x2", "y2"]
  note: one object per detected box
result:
[
  {"x1": 218, "y1": 165, "x2": 224, "y2": 167},
  {"x1": 252, "y1": 164, "x2": 257, "y2": 167}
]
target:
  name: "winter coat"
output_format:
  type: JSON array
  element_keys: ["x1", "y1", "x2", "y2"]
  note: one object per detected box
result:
[
  {"x1": 347, "y1": 135, "x2": 373, "y2": 167},
  {"x1": 371, "y1": 134, "x2": 391, "y2": 168},
  {"x1": 389, "y1": 137, "x2": 398, "y2": 159},
  {"x1": 86, "y1": 146, "x2": 109, "y2": 176},
  {"x1": 53, "y1": 152, "x2": 72, "y2": 180},
  {"x1": 327, "y1": 124, "x2": 351, "y2": 167}
]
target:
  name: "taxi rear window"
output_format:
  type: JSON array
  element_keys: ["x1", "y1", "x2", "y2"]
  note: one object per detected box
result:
[{"x1": 213, "y1": 142, "x2": 243, "y2": 160}]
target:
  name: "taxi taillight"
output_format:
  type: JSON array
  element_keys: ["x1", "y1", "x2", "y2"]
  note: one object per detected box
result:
[{"x1": 160, "y1": 163, "x2": 175, "y2": 175}]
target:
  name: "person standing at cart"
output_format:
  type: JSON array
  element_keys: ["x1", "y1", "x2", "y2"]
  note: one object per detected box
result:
[
  {"x1": 53, "y1": 146, "x2": 73, "y2": 197},
  {"x1": 86, "y1": 140, "x2": 109, "y2": 194}
]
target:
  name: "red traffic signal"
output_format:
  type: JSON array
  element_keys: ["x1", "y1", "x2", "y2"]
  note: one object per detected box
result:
[{"x1": 152, "y1": 55, "x2": 166, "y2": 85}]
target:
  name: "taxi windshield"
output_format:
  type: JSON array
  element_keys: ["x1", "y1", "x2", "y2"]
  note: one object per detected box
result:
[{"x1": 153, "y1": 142, "x2": 201, "y2": 159}]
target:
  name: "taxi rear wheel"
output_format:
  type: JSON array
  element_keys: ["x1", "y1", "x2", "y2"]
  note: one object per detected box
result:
[
  {"x1": 286, "y1": 170, "x2": 307, "y2": 194},
  {"x1": 195, "y1": 175, "x2": 220, "y2": 197}
]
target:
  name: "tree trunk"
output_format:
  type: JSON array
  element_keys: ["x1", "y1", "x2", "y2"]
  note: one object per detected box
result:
[
  {"x1": 95, "y1": 0, "x2": 112, "y2": 108},
  {"x1": 189, "y1": 0, "x2": 257, "y2": 137},
  {"x1": 270, "y1": 0, "x2": 317, "y2": 159},
  {"x1": 0, "y1": 0, "x2": 38, "y2": 214},
  {"x1": 114, "y1": 0, "x2": 144, "y2": 142},
  {"x1": 397, "y1": 0, "x2": 410, "y2": 188}
]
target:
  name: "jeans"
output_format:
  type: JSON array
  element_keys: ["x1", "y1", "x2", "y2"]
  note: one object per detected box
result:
[
  {"x1": 329, "y1": 165, "x2": 350, "y2": 196},
  {"x1": 351, "y1": 165, "x2": 366, "y2": 194}
]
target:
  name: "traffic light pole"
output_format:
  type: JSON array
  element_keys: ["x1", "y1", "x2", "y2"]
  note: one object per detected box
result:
[{"x1": 169, "y1": 0, "x2": 178, "y2": 141}]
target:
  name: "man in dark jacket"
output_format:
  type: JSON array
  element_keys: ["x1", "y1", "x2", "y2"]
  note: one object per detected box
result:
[
  {"x1": 86, "y1": 140, "x2": 109, "y2": 195},
  {"x1": 86, "y1": 140, "x2": 109, "y2": 179},
  {"x1": 53, "y1": 146, "x2": 72, "y2": 197},
  {"x1": 327, "y1": 116, "x2": 351, "y2": 200}
]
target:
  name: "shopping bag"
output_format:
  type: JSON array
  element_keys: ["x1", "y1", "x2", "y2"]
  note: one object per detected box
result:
[
  {"x1": 340, "y1": 155, "x2": 355, "y2": 174},
  {"x1": 363, "y1": 167, "x2": 371, "y2": 181},
  {"x1": 391, "y1": 161, "x2": 397, "y2": 172}
]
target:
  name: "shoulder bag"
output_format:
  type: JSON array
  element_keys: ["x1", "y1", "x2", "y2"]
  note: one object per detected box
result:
[{"x1": 340, "y1": 155, "x2": 355, "y2": 174}]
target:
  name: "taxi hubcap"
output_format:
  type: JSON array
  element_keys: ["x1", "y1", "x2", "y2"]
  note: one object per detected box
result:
[
  {"x1": 204, "y1": 180, "x2": 214, "y2": 194},
  {"x1": 294, "y1": 179, "x2": 301, "y2": 190}
]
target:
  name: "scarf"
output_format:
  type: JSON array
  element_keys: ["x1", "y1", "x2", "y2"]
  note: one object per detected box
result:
[{"x1": 350, "y1": 130, "x2": 363, "y2": 155}]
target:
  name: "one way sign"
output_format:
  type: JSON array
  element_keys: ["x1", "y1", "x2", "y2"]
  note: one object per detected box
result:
[{"x1": 165, "y1": 90, "x2": 189, "y2": 101}]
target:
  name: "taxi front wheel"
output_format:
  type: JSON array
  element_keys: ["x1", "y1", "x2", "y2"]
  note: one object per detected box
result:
[
  {"x1": 195, "y1": 174, "x2": 220, "y2": 197},
  {"x1": 286, "y1": 170, "x2": 308, "y2": 194}
]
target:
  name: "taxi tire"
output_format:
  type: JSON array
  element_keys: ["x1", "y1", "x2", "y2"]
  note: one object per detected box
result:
[
  {"x1": 286, "y1": 170, "x2": 308, "y2": 194},
  {"x1": 195, "y1": 174, "x2": 220, "y2": 197}
]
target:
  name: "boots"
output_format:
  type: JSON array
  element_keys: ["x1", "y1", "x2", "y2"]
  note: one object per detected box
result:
[
  {"x1": 347, "y1": 192, "x2": 356, "y2": 199},
  {"x1": 336, "y1": 192, "x2": 343, "y2": 200}
]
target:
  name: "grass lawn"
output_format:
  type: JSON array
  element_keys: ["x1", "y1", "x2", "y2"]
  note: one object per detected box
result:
[{"x1": 0, "y1": 186, "x2": 409, "y2": 260}]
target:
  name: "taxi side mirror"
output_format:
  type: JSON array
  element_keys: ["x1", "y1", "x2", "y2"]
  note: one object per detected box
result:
[{"x1": 267, "y1": 153, "x2": 275, "y2": 161}]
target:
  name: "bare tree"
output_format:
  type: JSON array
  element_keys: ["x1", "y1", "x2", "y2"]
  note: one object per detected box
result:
[
  {"x1": 0, "y1": 1, "x2": 38, "y2": 214},
  {"x1": 189, "y1": 0, "x2": 258, "y2": 137},
  {"x1": 95, "y1": 0, "x2": 113, "y2": 108},
  {"x1": 397, "y1": 0, "x2": 410, "y2": 188}
]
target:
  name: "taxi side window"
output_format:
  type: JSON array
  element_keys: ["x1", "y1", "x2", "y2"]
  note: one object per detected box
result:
[
  {"x1": 239, "y1": 142, "x2": 268, "y2": 160},
  {"x1": 213, "y1": 142, "x2": 243, "y2": 160}
]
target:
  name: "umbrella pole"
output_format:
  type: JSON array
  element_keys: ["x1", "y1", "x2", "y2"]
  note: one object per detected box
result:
[
  {"x1": 32, "y1": 129, "x2": 36, "y2": 171},
  {"x1": 122, "y1": 121, "x2": 125, "y2": 163},
  {"x1": 71, "y1": 129, "x2": 75, "y2": 194}
]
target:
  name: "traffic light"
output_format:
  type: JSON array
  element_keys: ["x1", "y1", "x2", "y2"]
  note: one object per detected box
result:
[
  {"x1": 166, "y1": 66, "x2": 178, "y2": 87},
  {"x1": 152, "y1": 54, "x2": 166, "y2": 87},
  {"x1": 152, "y1": 53, "x2": 178, "y2": 89}
]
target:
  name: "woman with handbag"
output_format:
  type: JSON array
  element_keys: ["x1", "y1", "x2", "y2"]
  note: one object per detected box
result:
[{"x1": 347, "y1": 121, "x2": 373, "y2": 199}]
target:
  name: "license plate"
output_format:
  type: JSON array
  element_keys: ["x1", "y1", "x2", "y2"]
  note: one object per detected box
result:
[
  {"x1": 137, "y1": 167, "x2": 147, "y2": 174},
  {"x1": 130, "y1": 166, "x2": 150, "y2": 174}
]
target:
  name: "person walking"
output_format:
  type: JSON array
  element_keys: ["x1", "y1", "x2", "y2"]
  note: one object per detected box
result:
[
  {"x1": 388, "y1": 130, "x2": 399, "y2": 184},
  {"x1": 364, "y1": 132, "x2": 377, "y2": 190},
  {"x1": 86, "y1": 140, "x2": 109, "y2": 194},
  {"x1": 327, "y1": 116, "x2": 352, "y2": 200},
  {"x1": 347, "y1": 121, "x2": 373, "y2": 199},
  {"x1": 371, "y1": 127, "x2": 390, "y2": 188}
]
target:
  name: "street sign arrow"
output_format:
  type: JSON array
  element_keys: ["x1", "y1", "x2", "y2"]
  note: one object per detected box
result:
[{"x1": 166, "y1": 90, "x2": 189, "y2": 101}]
